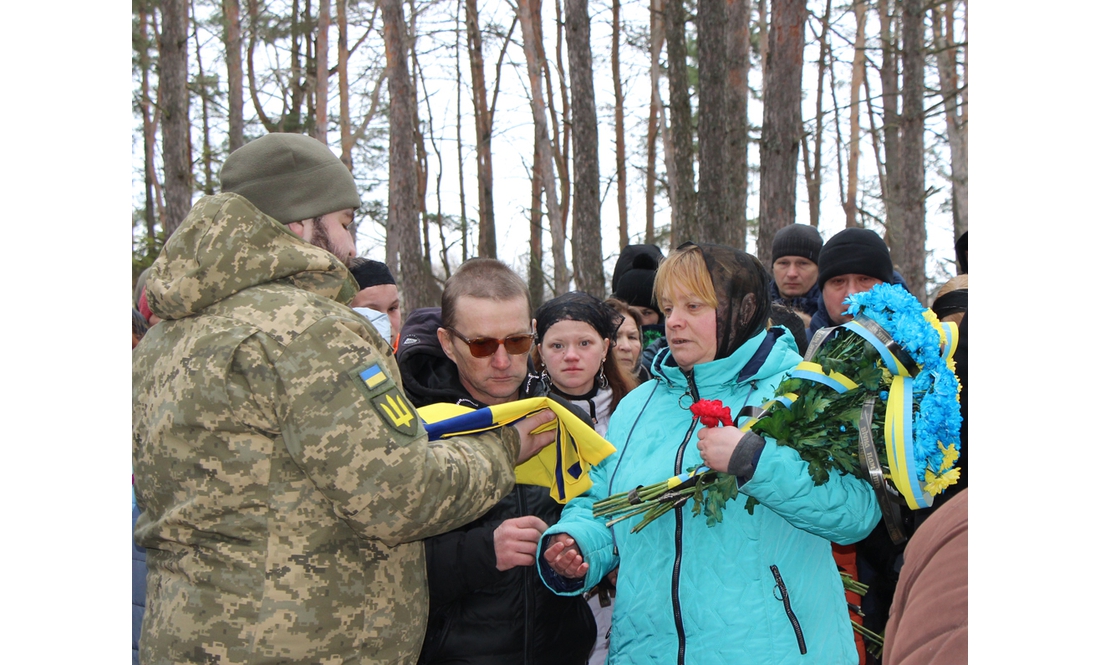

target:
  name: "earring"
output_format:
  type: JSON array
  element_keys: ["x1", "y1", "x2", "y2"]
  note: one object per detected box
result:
[
  {"x1": 540, "y1": 369, "x2": 554, "y2": 391},
  {"x1": 597, "y1": 361, "x2": 609, "y2": 390}
]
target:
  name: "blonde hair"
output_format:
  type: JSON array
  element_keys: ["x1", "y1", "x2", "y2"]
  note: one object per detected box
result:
[{"x1": 653, "y1": 245, "x2": 719, "y2": 309}]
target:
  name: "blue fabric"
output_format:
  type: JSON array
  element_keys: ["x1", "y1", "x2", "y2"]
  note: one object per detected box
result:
[
  {"x1": 132, "y1": 490, "x2": 147, "y2": 665},
  {"x1": 538, "y1": 328, "x2": 880, "y2": 665}
]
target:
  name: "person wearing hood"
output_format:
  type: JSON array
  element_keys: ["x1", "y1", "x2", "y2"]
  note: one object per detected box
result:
[
  {"x1": 612, "y1": 245, "x2": 668, "y2": 380},
  {"x1": 537, "y1": 242, "x2": 880, "y2": 665},
  {"x1": 396, "y1": 259, "x2": 597, "y2": 665},
  {"x1": 132, "y1": 133, "x2": 556, "y2": 665}
]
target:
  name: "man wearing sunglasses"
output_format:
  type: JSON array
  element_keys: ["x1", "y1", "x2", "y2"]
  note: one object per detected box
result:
[{"x1": 396, "y1": 259, "x2": 596, "y2": 665}]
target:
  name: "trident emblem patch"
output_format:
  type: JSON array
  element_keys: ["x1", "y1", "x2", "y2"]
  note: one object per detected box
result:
[{"x1": 373, "y1": 390, "x2": 418, "y2": 436}]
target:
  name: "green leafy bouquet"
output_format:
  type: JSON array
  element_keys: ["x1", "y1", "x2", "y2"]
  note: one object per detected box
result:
[{"x1": 593, "y1": 283, "x2": 962, "y2": 541}]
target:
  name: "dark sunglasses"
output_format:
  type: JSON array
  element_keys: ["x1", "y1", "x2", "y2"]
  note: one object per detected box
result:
[{"x1": 447, "y1": 327, "x2": 535, "y2": 358}]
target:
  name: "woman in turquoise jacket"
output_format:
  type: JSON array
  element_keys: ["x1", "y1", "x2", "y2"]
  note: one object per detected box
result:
[{"x1": 538, "y1": 243, "x2": 881, "y2": 665}]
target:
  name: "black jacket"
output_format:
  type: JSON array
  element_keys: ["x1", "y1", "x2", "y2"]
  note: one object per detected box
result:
[{"x1": 397, "y1": 308, "x2": 596, "y2": 665}]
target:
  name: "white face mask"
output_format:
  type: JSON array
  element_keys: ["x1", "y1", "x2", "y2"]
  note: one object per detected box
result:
[{"x1": 353, "y1": 307, "x2": 392, "y2": 344}]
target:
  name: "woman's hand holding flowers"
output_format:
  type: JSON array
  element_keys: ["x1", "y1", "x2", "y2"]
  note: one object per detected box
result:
[{"x1": 697, "y1": 425, "x2": 747, "y2": 474}]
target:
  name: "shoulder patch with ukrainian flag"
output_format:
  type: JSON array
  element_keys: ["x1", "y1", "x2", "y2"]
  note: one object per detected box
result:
[{"x1": 351, "y1": 361, "x2": 420, "y2": 437}]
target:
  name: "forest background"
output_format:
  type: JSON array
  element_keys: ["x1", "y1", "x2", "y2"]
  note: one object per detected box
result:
[{"x1": 131, "y1": 0, "x2": 967, "y2": 309}]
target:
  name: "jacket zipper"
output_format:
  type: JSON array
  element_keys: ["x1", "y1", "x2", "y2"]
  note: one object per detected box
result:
[
  {"x1": 519, "y1": 486, "x2": 534, "y2": 665},
  {"x1": 670, "y1": 372, "x2": 702, "y2": 665},
  {"x1": 770, "y1": 564, "x2": 808, "y2": 655}
]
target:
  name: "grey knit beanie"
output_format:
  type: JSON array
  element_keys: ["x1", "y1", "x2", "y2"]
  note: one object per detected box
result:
[
  {"x1": 220, "y1": 133, "x2": 361, "y2": 224},
  {"x1": 771, "y1": 224, "x2": 823, "y2": 264}
]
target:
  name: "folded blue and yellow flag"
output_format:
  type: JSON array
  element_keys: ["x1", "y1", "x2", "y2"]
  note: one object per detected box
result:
[{"x1": 418, "y1": 397, "x2": 616, "y2": 503}]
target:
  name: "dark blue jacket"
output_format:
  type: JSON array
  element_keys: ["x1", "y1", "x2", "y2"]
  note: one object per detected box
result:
[{"x1": 768, "y1": 280, "x2": 822, "y2": 321}]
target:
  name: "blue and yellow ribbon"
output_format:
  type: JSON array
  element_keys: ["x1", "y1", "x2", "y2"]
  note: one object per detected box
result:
[
  {"x1": 789, "y1": 361, "x2": 859, "y2": 394},
  {"x1": 419, "y1": 397, "x2": 617, "y2": 504}
]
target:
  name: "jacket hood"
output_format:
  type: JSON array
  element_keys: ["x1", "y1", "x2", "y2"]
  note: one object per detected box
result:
[
  {"x1": 652, "y1": 327, "x2": 801, "y2": 392},
  {"x1": 145, "y1": 193, "x2": 359, "y2": 320}
]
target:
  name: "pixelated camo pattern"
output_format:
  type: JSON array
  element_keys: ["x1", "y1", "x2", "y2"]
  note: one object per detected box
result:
[{"x1": 134, "y1": 193, "x2": 520, "y2": 664}]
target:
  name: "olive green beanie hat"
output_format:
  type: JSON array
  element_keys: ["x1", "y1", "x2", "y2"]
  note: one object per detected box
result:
[{"x1": 220, "y1": 133, "x2": 361, "y2": 224}]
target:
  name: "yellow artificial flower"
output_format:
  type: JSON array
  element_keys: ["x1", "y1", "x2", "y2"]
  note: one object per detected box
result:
[
  {"x1": 924, "y1": 467, "x2": 961, "y2": 495},
  {"x1": 938, "y1": 442, "x2": 960, "y2": 471},
  {"x1": 923, "y1": 310, "x2": 946, "y2": 349}
]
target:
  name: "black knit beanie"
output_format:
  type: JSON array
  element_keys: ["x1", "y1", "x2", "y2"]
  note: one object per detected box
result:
[
  {"x1": 349, "y1": 258, "x2": 396, "y2": 289},
  {"x1": 816, "y1": 228, "x2": 893, "y2": 289},
  {"x1": 613, "y1": 253, "x2": 661, "y2": 315},
  {"x1": 771, "y1": 224, "x2": 823, "y2": 264},
  {"x1": 220, "y1": 133, "x2": 361, "y2": 224}
]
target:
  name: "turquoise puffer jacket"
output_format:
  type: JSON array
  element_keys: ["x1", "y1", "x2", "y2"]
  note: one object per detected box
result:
[{"x1": 539, "y1": 328, "x2": 881, "y2": 665}]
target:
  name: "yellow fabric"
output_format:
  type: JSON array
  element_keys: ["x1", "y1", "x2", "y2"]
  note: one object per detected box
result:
[
  {"x1": 417, "y1": 397, "x2": 617, "y2": 504},
  {"x1": 794, "y1": 361, "x2": 859, "y2": 391}
]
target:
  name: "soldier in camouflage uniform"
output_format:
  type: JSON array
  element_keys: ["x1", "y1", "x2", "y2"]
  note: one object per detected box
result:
[{"x1": 132, "y1": 133, "x2": 555, "y2": 665}]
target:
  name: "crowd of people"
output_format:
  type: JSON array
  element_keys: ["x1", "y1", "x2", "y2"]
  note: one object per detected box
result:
[{"x1": 132, "y1": 133, "x2": 967, "y2": 665}]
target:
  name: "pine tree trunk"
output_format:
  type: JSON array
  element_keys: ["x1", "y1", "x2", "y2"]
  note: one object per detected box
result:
[
  {"x1": 314, "y1": 0, "x2": 330, "y2": 143},
  {"x1": 896, "y1": 0, "x2": 926, "y2": 301},
  {"x1": 695, "y1": 0, "x2": 732, "y2": 245},
  {"x1": 454, "y1": 5, "x2": 470, "y2": 263},
  {"x1": 844, "y1": 0, "x2": 866, "y2": 227},
  {"x1": 407, "y1": 0, "x2": 431, "y2": 266},
  {"x1": 551, "y1": 0, "x2": 572, "y2": 249},
  {"x1": 223, "y1": 0, "x2": 245, "y2": 152},
  {"x1": 612, "y1": 0, "x2": 628, "y2": 248},
  {"x1": 517, "y1": 0, "x2": 568, "y2": 294},
  {"x1": 802, "y1": 0, "x2": 830, "y2": 228},
  {"x1": 382, "y1": 0, "x2": 434, "y2": 309},
  {"x1": 529, "y1": 128, "x2": 545, "y2": 308},
  {"x1": 138, "y1": 0, "x2": 159, "y2": 244},
  {"x1": 337, "y1": 0, "x2": 353, "y2": 168},
  {"x1": 931, "y1": 0, "x2": 967, "y2": 241},
  {"x1": 566, "y1": 0, "x2": 604, "y2": 298},
  {"x1": 466, "y1": 0, "x2": 497, "y2": 258},
  {"x1": 191, "y1": 0, "x2": 215, "y2": 195},
  {"x1": 666, "y1": 0, "x2": 696, "y2": 246},
  {"x1": 645, "y1": 0, "x2": 666, "y2": 245},
  {"x1": 728, "y1": 0, "x2": 751, "y2": 249},
  {"x1": 160, "y1": 0, "x2": 192, "y2": 238},
  {"x1": 877, "y1": 0, "x2": 901, "y2": 244},
  {"x1": 756, "y1": 0, "x2": 806, "y2": 268},
  {"x1": 247, "y1": 0, "x2": 277, "y2": 132}
]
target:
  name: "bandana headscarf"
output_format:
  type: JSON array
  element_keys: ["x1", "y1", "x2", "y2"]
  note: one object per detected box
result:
[
  {"x1": 535, "y1": 291, "x2": 623, "y2": 344},
  {"x1": 676, "y1": 242, "x2": 770, "y2": 360}
]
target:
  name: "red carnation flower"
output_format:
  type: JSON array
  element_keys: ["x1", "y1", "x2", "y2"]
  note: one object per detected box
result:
[{"x1": 690, "y1": 399, "x2": 732, "y2": 428}]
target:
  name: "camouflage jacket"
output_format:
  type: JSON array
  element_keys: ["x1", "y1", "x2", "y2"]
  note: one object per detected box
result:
[{"x1": 133, "y1": 193, "x2": 520, "y2": 665}]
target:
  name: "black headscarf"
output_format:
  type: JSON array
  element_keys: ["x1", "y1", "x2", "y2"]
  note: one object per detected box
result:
[
  {"x1": 676, "y1": 242, "x2": 771, "y2": 361},
  {"x1": 535, "y1": 291, "x2": 623, "y2": 344}
]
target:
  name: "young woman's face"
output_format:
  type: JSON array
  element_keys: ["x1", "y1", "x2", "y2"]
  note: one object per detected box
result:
[
  {"x1": 538, "y1": 319, "x2": 610, "y2": 395},
  {"x1": 613, "y1": 315, "x2": 642, "y2": 375},
  {"x1": 660, "y1": 286, "x2": 718, "y2": 370}
]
